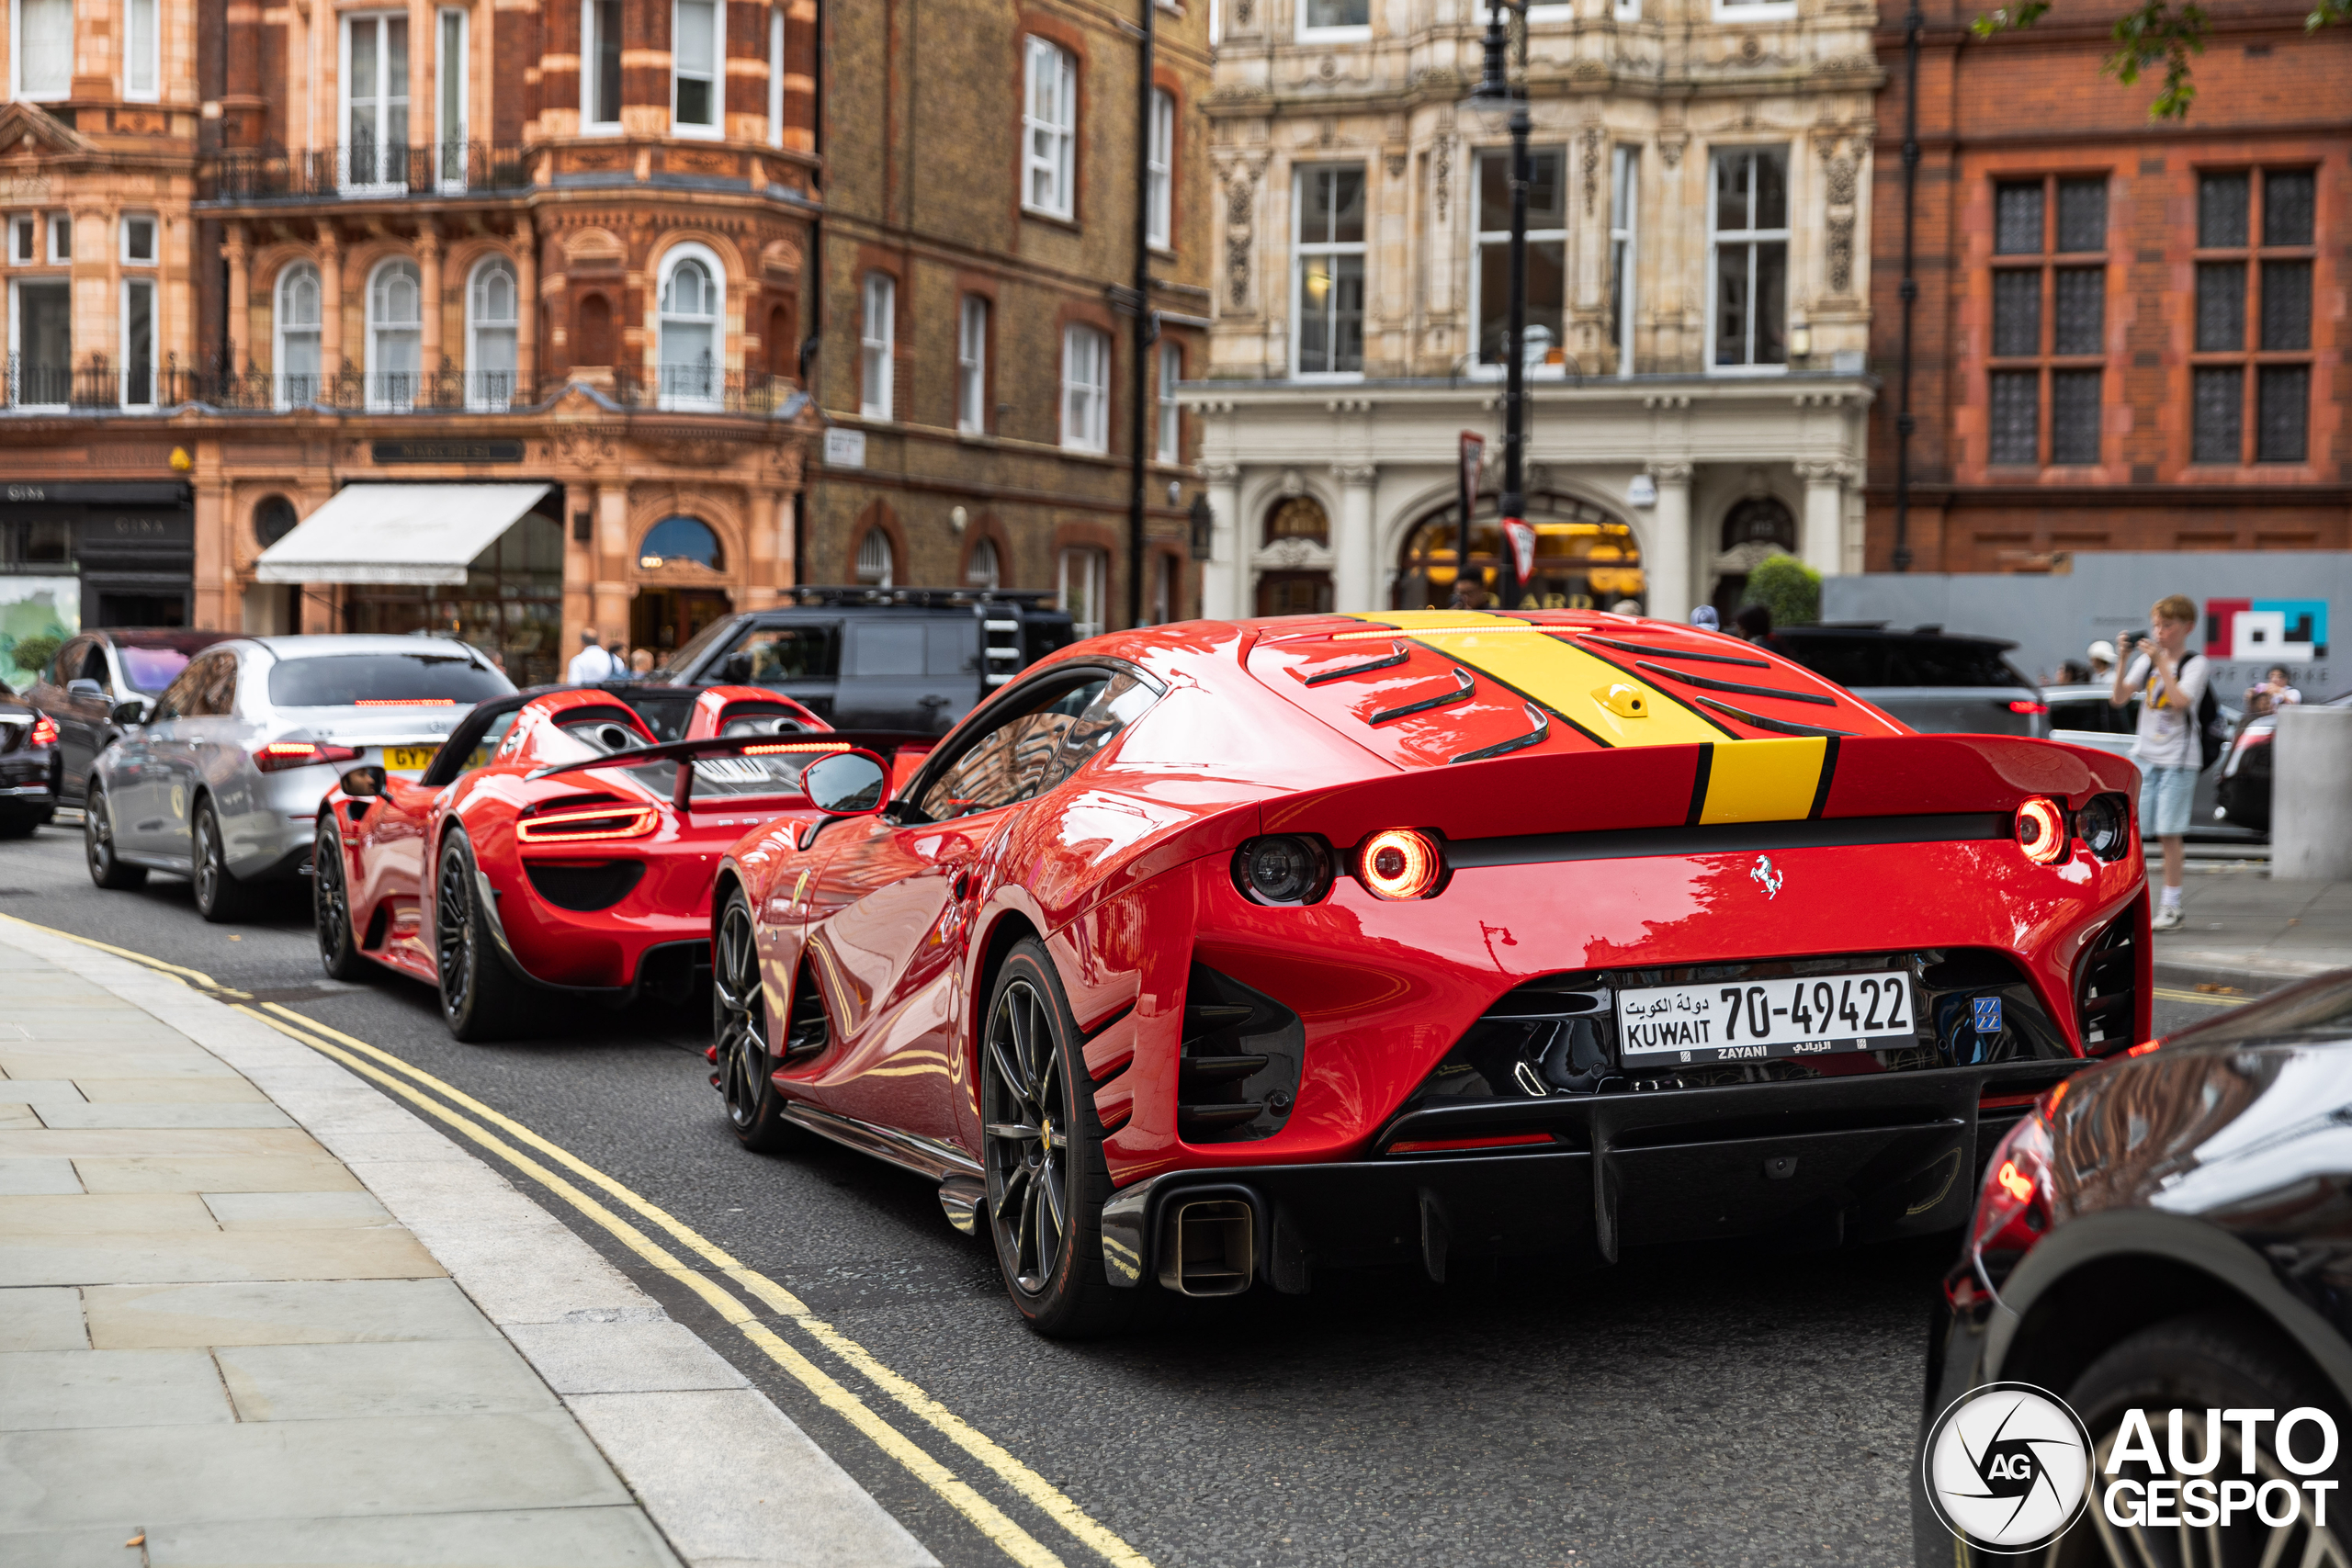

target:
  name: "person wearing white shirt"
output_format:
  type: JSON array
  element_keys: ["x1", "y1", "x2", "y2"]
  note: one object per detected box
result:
[
  {"x1": 2110, "y1": 595, "x2": 2208, "y2": 931},
  {"x1": 566, "y1": 626, "x2": 624, "y2": 684}
]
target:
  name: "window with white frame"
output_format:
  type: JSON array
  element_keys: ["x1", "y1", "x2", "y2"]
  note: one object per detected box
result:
[
  {"x1": 435, "y1": 7, "x2": 467, "y2": 186},
  {"x1": 7, "y1": 216, "x2": 35, "y2": 264},
  {"x1": 964, "y1": 536, "x2": 1000, "y2": 589},
  {"x1": 855, "y1": 529, "x2": 894, "y2": 587},
  {"x1": 48, "y1": 212, "x2": 70, "y2": 262},
  {"x1": 1710, "y1": 147, "x2": 1789, "y2": 370},
  {"x1": 1157, "y1": 344, "x2": 1181, "y2": 462},
  {"x1": 956, "y1": 294, "x2": 988, "y2": 434},
  {"x1": 120, "y1": 276, "x2": 156, "y2": 407},
  {"x1": 672, "y1": 0, "x2": 720, "y2": 135},
  {"x1": 1613, "y1": 0, "x2": 1641, "y2": 18},
  {"x1": 1147, "y1": 88, "x2": 1174, "y2": 249},
  {"x1": 1294, "y1": 164, "x2": 1365, "y2": 377},
  {"x1": 1061, "y1": 324, "x2": 1110, "y2": 452},
  {"x1": 1608, "y1": 146, "x2": 1637, "y2": 377},
  {"x1": 658, "y1": 247, "x2": 722, "y2": 407},
  {"x1": 1298, "y1": 0, "x2": 1368, "y2": 37},
  {"x1": 859, "y1": 272, "x2": 895, "y2": 420},
  {"x1": 1714, "y1": 0, "x2": 1795, "y2": 19},
  {"x1": 275, "y1": 262, "x2": 322, "y2": 407},
  {"x1": 10, "y1": 277, "x2": 71, "y2": 405},
  {"x1": 342, "y1": 14, "x2": 412, "y2": 191},
  {"x1": 582, "y1": 0, "x2": 621, "y2": 129},
  {"x1": 1022, "y1": 38, "x2": 1076, "y2": 220},
  {"x1": 121, "y1": 215, "x2": 157, "y2": 265},
  {"x1": 468, "y1": 256, "x2": 518, "y2": 409},
  {"x1": 1059, "y1": 547, "x2": 1107, "y2": 637},
  {"x1": 367, "y1": 258, "x2": 424, "y2": 409},
  {"x1": 12, "y1": 0, "x2": 73, "y2": 100},
  {"x1": 1473, "y1": 146, "x2": 1566, "y2": 372},
  {"x1": 768, "y1": 6, "x2": 785, "y2": 147},
  {"x1": 125, "y1": 0, "x2": 160, "y2": 99}
]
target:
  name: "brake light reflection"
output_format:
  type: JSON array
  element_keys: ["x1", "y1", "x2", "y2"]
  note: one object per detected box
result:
[
  {"x1": 255, "y1": 740, "x2": 364, "y2": 773},
  {"x1": 2007, "y1": 699, "x2": 2050, "y2": 716}
]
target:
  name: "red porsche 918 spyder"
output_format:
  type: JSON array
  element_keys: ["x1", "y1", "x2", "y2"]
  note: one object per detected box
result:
[
  {"x1": 313, "y1": 682, "x2": 859, "y2": 1040},
  {"x1": 708, "y1": 609, "x2": 2148, "y2": 1337}
]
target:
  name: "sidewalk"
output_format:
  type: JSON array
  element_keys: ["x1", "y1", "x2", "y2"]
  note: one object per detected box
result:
[
  {"x1": 0, "y1": 923, "x2": 933, "y2": 1568},
  {"x1": 2154, "y1": 852, "x2": 2352, "y2": 992}
]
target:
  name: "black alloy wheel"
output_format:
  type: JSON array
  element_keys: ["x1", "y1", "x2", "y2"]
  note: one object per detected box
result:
[
  {"x1": 435, "y1": 832, "x2": 525, "y2": 1042},
  {"x1": 312, "y1": 820, "x2": 370, "y2": 981},
  {"x1": 713, "y1": 886, "x2": 797, "y2": 1151},
  {"x1": 979, "y1": 939, "x2": 1129, "y2": 1337},
  {"x1": 191, "y1": 798, "x2": 250, "y2": 922},
  {"x1": 85, "y1": 788, "x2": 146, "y2": 889}
]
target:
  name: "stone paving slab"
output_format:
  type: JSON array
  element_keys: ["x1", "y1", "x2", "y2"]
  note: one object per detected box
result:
[
  {"x1": 0, "y1": 1193, "x2": 219, "y2": 1234},
  {"x1": 142, "y1": 1506, "x2": 681, "y2": 1567},
  {"x1": 201, "y1": 1190, "x2": 392, "y2": 1229},
  {"x1": 85, "y1": 1280, "x2": 503, "y2": 1349},
  {"x1": 0, "y1": 1348, "x2": 235, "y2": 1429},
  {"x1": 0, "y1": 1224, "x2": 446, "y2": 1287},
  {"x1": 70, "y1": 1154, "x2": 365, "y2": 1193},
  {"x1": 214, "y1": 1339, "x2": 564, "y2": 1421},
  {"x1": 0, "y1": 1157, "x2": 82, "y2": 1195},
  {"x1": 28, "y1": 1101, "x2": 298, "y2": 1130},
  {"x1": 0, "y1": 1286, "x2": 90, "y2": 1351}
]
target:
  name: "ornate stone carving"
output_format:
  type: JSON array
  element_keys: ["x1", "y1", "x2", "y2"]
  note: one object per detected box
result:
[
  {"x1": 1815, "y1": 133, "x2": 1868, "y2": 299},
  {"x1": 1645, "y1": 461, "x2": 1695, "y2": 484},
  {"x1": 1278, "y1": 467, "x2": 1306, "y2": 499},
  {"x1": 1385, "y1": 151, "x2": 1407, "y2": 179},
  {"x1": 1255, "y1": 536, "x2": 1333, "y2": 570},
  {"x1": 1657, "y1": 131, "x2": 1686, "y2": 172},
  {"x1": 1581, "y1": 127, "x2": 1602, "y2": 219},
  {"x1": 1329, "y1": 463, "x2": 1377, "y2": 487},
  {"x1": 1197, "y1": 461, "x2": 1242, "y2": 486},
  {"x1": 640, "y1": 436, "x2": 738, "y2": 468},
  {"x1": 1432, "y1": 136, "x2": 1453, "y2": 223},
  {"x1": 1826, "y1": 216, "x2": 1855, "y2": 295},
  {"x1": 1216, "y1": 159, "x2": 1264, "y2": 310}
]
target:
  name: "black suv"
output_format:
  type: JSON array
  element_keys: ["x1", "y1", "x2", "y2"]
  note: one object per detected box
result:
[
  {"x1": 648, "y1": 589, "x2": 1075, "y2": 734},
  {"x1": 1770, "y1": 624, "x2": 2047, "y2": 738}
]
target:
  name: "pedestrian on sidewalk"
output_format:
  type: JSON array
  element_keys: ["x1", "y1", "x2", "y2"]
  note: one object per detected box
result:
[
  {"x1": 566, "y1": 626, "x2": 624, "y2": 684},
  {"x1": 2245, "y1": 664, "x2": 2302, "y2": 715},
  {"x1": 2112, "y1": 594, "x2": 2209, "y2": 931}
]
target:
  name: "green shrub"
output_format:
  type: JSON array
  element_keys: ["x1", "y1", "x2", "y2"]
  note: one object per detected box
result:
[
  {"x1": 8, "y1": 632, "x2": 62, "y2": 680},
  {"x1": 1741, "y1": 554, "x2": 1820, "y2": 627}
]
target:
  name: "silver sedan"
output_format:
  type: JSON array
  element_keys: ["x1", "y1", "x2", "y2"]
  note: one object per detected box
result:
[{"x1": 85, "y1": 634, "x2": 515, "y2": 921}]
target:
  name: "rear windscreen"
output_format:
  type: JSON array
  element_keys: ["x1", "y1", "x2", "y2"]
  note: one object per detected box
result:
[{"x1": 266, "y1": 652, "x2": 515, "y2": 707}]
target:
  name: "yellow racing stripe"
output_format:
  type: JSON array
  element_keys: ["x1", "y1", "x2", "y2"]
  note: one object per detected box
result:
[
  {"x1": 1691, "y1": 737, "x2": 1832, "y2": 824},
  {"x1": 1341, "y1": 610, "x2": 1724, "y2": 749}
]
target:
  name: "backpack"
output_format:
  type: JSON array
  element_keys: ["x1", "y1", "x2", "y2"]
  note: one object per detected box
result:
[{"x1": 2188, "y1": 653, "x2": 2223, "y2": 771}]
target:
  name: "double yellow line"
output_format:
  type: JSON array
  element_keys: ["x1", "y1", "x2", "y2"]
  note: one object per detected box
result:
[{"x1": 2, "y1": 913, "x2": 1149, "y2": 1568}]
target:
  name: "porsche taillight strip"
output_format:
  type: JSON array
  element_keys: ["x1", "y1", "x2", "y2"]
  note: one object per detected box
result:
[
  {"x1": 741, "y1": 742, "x2": 851, "y2": 755},
  {"x1": 514, "y1": 803, "x2": 660, "y2": 842},
  {"x1": 1442, "y1": 810, "x2": 2014, "y2": 871}
]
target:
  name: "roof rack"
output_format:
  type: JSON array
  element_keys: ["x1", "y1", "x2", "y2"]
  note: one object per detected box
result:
[{"x1": 781, "y1": 586, "x2": 1061, "y2": 610}]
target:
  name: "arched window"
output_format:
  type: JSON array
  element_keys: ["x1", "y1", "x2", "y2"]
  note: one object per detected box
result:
[
  {"x1": 253, "y1": 494, "x2": 300, "y2": 547},
  {"x1": 965, "y1": 536, "x2": 1001, "y2": 590},
  {"x1": 467, "y1": 256, "x2": 518, "y2": 410},
  {"x1": 638, "y1": 515, "x2": 724, "y2": 572},
  {"x1": 366, "y1": 258, "x2": 424, "y2": 410},
  {"x1": 575, "y1": 293, "x2": 614, "y2": 367},
  {"x1": 657, "y1": 246, "x2": 723, "y2": 409},
  {"x1": 1264, "y1": 496, "x2": 1329, "y2": 547},
  {"x1": 854, "y1": 529, "x2": 894, "y2": 587},
  {"x1": 275, "y1": 263, "x2": 322, "y2": 408}
]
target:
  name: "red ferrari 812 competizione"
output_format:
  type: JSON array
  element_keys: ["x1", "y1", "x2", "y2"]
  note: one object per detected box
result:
[{"x1": 708, "y1": 609, "x2": 2147, "y2": 1336}]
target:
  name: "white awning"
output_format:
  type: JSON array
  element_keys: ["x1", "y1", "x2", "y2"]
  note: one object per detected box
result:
[{"x1": 254, "y1": 483, "x2": 554, "y2": 585}]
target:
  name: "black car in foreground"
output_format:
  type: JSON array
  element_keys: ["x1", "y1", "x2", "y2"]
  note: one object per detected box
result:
[
  {"x1": 1919, "y1": 972, "x2": 2352, "y2": 1564},
  {"x1": 0, "y1": 681, "x2": 61, "y2": 836}
]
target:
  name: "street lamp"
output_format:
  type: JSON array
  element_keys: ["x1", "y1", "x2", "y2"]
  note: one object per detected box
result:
[{"x1": 1467, "y1": 1, "x2": 1532, "y2": 611}]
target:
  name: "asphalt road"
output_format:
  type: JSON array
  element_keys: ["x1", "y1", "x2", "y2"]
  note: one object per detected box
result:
[{"x1": 0, "y1": 820, "x2": 2233, "y2": 1568}]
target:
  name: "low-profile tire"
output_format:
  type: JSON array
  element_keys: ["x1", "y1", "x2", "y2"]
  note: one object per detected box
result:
[
  {"x1": 191, "y1": 798, "x2": 252, "y2": 922},
  {"x1": 2057, "y1": 1311, "x2": 2352, "y2": 1567},
  {"x1": 713, "y1": 885, "x2": 798, "y2": 1153},
  {"x1": 434, "y1": 831, "x2": 528, "y2": 1043},
  {"x1": 979, "y1": 938, "x2": 1131, "y2": 1339},
  {"x1": 312, "y1": 818, "x2": 372, "y2": 982},
  {"x1": 84, "y1": 788, "x2": 146, "y2": 889}
]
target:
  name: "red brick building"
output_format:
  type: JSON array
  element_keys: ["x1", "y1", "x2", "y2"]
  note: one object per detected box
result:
[{"x1": 1866, "y1": 0, "x2": 2351, "y2": 571}]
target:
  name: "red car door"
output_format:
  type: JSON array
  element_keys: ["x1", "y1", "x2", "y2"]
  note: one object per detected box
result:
[
  {"x1": 359, "y1": 776, "x2": 440, "y2": 974},
  {"x1": 798, "y1": 671, "x2": 1117, "y2": 1142}
]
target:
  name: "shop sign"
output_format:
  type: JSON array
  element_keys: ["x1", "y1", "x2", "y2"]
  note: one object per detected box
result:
[{"x1": 370, "y1": 439, "x2": 526, "y2": 465}]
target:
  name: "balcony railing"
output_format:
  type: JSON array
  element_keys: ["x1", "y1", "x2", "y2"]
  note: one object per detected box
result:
[
  {"x1": 3, "y1": 354, "x2": 149, "y2": 411},
  {"x1": 208, "y1": 141, "x2": 533, "y2": 201}
]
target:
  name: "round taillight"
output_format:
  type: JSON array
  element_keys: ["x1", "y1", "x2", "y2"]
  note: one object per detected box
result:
[
  {"x1": 1232, "y1": 835, "x2": 1333, "y2": 906},
  {"x1": 1359, "y1": 828, "x2": 1443, "y2": 900},
  {"x1": 2015, "y1": 796, "x2": 2068, "y2": 864}
]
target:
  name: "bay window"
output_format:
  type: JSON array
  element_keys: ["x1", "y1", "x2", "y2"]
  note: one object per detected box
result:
[
  {"x1": 658, "y1": 247, "x2": 723, "y2": 409},
  {"x1": 673, "y1": 0, "x2": 720, "y2": 136},
  {"x1": 125, "y1": 0, "x2": 160, "y2": 99},
  {"x1": 582, "y1": 0, "x2": 621, "y2": 129}
]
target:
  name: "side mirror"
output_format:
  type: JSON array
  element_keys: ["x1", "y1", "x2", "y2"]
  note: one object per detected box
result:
[
  {"x1": 339, "y1": 764, "x2": 388, "y2": 797},
  {"x1": 110, "y1": 698, "x2": 148, "y2": 727},
  {"x1": 67, "y1": 678, "x2": 106, "y2": 699},
  {"x1": 800, "y1": 750, "x2": 889, "y2": 818}
]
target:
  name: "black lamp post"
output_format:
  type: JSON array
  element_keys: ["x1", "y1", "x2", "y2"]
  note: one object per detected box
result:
[{"x1": 1471, "y1": 2, "x2": 1531, "y2": 610}]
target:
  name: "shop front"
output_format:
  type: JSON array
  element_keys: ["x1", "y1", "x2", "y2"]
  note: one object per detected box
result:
[{"x1": 0, "y1": 481, "x2": 196, "y2": 629}]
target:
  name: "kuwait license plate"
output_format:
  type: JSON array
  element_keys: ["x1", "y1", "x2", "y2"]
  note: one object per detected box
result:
[
  {"x1": 381, "y1": 746, "x2": 437, "y2": 773},
  {"x1": 1616, "y1": 971, "x2": 1915, "y2": 1067}
]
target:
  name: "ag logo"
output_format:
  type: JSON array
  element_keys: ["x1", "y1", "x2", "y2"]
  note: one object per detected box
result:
[
  {"x1": 1749, "y1": 854, "x2": 1783, "y2": 899},
  {"x1": 1923, "y1": 1382, "x2": 2094, "y2": 1553}
]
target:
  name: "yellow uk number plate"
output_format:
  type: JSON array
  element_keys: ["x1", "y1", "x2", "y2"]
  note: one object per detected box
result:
[{"x1": 382, "y1": 746, "x2": 438, "y2": 773}]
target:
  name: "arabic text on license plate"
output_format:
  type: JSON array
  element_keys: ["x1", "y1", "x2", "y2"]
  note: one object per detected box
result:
[
  {"x1": 382, "y1": 746, "x2": 437, "y2": 773},
  {"x1": 1616, "y1": 971, "x2": 1914, "y2": 1066}
]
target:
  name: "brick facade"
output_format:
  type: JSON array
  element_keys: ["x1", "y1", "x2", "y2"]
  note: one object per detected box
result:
[{"x1": 1867, "y1": 0, "x2": 2352, "y2": 571}]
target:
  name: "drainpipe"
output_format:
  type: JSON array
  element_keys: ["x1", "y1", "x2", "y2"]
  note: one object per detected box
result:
[
  {"x1": 793, "y1": 0, "x2": 826, "y2": 593},
  {"x1": 1892, "y1": 0, "x2": 1922, "y2": 572},
  {"x1": 1126, "y1": 0, "x2": 1155, "y2": 630}
]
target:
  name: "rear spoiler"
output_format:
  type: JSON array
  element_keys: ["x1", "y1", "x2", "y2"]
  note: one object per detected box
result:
[
  {"x1": 528, "y1": 734, "x2": 877, "y2": 810},
  {"x1": 1261, "y1": 733, "x2": 2139, "y2": 850}
]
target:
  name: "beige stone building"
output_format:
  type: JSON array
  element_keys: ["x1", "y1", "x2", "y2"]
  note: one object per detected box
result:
[{"x1": 1190, "y1": 0, "x2": 1879, "y2": 623}]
